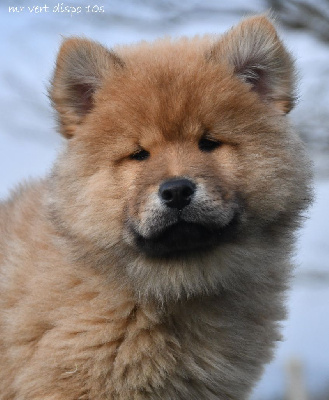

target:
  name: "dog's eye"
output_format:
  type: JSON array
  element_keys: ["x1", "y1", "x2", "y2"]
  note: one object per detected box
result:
[
  {"x1": 130, "y1": 148, "x2": 150, "y2": 161},
  {"x1": 198, "y1": 137, "x2": 222, "y2": 152}
]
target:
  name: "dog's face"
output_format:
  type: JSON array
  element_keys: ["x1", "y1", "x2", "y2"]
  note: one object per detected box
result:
[{"x1": 49, "y1": 17, "x2": 312, "y2": 301}]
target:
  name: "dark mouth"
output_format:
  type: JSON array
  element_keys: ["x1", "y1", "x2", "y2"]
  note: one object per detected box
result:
[{"x1": 132, "y1": 215, "x2": 240, "y2": 259}]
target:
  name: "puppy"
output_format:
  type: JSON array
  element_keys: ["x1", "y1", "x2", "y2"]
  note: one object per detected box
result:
[{"x1": 0, "y1": 16, "x2": 312, "y2": 399}]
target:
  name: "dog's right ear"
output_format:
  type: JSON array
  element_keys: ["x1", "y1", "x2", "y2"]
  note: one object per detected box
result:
[
  {"x1": 208, "y1": 16, "x2": 296, "y2": 114},
  {"x1": 49, "y1": 38, "x2": 124, "y2": 138}
]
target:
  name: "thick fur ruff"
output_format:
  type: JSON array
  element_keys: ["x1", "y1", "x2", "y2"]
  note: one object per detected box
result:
[{"x1": 0, "y1": 16, "x2": 312, "y2": 399}]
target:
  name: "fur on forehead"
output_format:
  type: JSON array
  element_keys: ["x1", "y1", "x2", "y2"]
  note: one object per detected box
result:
[
  {"x1": 92, "y1": 53, "x2": 247, "y2": 139},
  {"x1": 50, "y1": 16, "x2": 295, "y2": 138}
]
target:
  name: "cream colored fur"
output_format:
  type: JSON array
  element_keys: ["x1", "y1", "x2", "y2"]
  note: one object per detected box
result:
[{"x1": 0, "y1": 16, "x2": 312, "y2": 399}]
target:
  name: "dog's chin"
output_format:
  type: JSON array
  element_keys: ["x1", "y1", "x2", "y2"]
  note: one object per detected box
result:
[{"x1": 131, "y1": 215, "x2": 241, "y2": 259}]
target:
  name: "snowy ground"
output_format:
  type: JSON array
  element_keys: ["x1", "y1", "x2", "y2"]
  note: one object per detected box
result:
[{"x1": 1, "y1": 1, "x2": 329, "y2": 398}]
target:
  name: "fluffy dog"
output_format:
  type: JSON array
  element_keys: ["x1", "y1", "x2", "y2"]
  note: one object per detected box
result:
[{"x1": 0, "y1": 16, "x2": 312, "y2": 399}]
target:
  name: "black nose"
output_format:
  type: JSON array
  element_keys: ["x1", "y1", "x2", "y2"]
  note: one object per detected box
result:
[{"x1": 159, "y1": 178, "x2": 196, "y2": 210}]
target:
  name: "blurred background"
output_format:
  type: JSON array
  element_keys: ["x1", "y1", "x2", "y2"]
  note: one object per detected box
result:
[{"x1": 0, "y1": 0, "x2": 328, "y2": 398}]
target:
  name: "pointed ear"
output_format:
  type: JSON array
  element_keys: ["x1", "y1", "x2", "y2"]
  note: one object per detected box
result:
[
  {"x1": 209, "y1": 16, "x2": 296, "y2": 114},
  {"x1": 49, "y1": 38, "x2": 124, "y2": 138}
]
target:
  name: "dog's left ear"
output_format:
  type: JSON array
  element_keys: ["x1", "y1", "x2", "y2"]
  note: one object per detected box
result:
[
  {"x1": 50, "y1": 38, "x2": 124, "y2": 138},
  {"x1": 209, "y1": 16, "x2": 296, "y2": 114}
]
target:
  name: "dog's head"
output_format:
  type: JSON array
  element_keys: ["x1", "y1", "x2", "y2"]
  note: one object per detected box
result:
[{"x1": 48, "y1": 16, "x2": 312, "y2": 301}]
